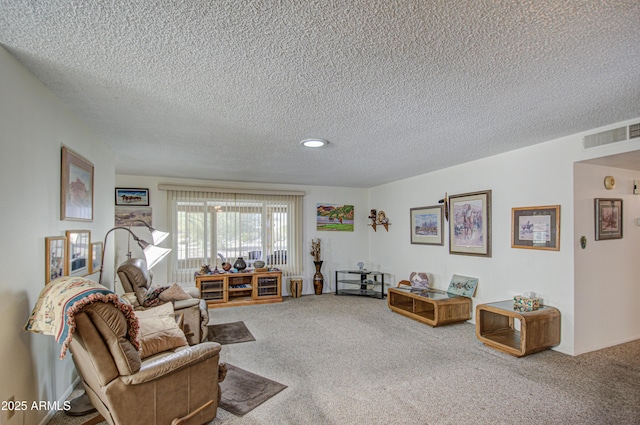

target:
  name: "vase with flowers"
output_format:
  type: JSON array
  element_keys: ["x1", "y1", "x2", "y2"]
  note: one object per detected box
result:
[{"x1": 310, "y1": 238, "x2": 323, "y2": 295}]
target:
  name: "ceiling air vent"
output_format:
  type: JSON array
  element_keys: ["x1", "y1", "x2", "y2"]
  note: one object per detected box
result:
[
  {"x1": 629, "y1": 123, "x2": 640, "y2": 139},
  {"x1": 583, "y1": 126, "x2": 628, "y2": 149}
]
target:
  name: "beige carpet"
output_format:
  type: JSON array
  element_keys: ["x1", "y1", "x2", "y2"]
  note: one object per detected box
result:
[{"x1": 49, "y1": 295, "x2": 640, "y2": 425}]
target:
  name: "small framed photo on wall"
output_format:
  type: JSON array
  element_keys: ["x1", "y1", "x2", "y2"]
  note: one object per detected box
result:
[
  {"x1": 89, "y1": 241, "x2": 104, "y2": 274},
  {"x1": 595, "y1": 198, "x2": 623, "y2": 240},
  {"x1": 45, "y1": 236, "x2": 66, "y2": 284},
  {"x1": 66, "y1": 230, "x2": 91, "y2": 276}
]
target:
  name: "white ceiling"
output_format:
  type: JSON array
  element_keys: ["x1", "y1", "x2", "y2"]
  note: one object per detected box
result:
[{"x1": 1, "y1": 1, "x2": 639, "y2": 187}]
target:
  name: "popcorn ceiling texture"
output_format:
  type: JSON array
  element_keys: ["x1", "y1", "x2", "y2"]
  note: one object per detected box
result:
[{"x1": 1, "y1": 1, "x2": 639, "y2": 187}]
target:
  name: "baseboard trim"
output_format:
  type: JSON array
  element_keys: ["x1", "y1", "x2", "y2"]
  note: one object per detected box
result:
[{"x1": 37, "y1": 376, "x2": 81, "y2": 425}]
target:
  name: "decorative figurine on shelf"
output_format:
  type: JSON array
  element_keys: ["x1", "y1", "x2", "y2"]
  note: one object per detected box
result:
[
  {"x1": 310, "y1": 238, "x2": 323, "y2": 295},
  {"x1": 377, "y1": 210, "x2": 390, "y2": 231},
  {"x1": 368, "y1": 209, "x2": 378, "y2": 231},
  {"x1": 199, "y1": 264, "x2": 212, "y2": 275},
  {"x1": 368, "y1": 209, "x2": 391, "y2": 232}
]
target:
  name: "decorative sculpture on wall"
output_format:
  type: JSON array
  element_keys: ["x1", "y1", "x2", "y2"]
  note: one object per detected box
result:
[{"x1": 368, "y1": 209, "x2": 391, "y2": 232}]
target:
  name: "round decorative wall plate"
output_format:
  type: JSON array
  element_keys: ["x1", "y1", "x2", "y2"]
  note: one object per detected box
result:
[{"x1": 604, "y1": 175, "x2": 616, "y2": 190}]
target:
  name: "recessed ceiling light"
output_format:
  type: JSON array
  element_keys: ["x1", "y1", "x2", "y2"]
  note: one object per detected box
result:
[{"x1": 300, "y1": 138, "x2": 328, "y2": 148}]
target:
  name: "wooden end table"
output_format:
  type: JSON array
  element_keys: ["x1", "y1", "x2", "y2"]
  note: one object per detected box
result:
[
  {"x1": 476, "y1": 300, "x2": 561, "y2": 357},
  {"x1": 388, "y1": 287, "x2": 471, "y2": 327}
]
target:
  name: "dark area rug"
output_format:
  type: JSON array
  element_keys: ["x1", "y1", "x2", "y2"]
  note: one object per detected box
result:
[
  {"x1": 208, "y1": 321, "x2": 256, "y2": 345},
  {"x1": 219, "y1": 364, "x2": 287, "y2": 416}
]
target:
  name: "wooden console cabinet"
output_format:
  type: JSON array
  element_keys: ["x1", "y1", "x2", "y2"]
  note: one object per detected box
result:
[
  {"x1": 387, "y1": 287, "x2": 472, "y2": 327},
  {"x1": 195, "y1": 271, "x2": 282, "y2": 308},
  {"x1": 476, "y1": 300, "x2": 560, "y2": 357}
]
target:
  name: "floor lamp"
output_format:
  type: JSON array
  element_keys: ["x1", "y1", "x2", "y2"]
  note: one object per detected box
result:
[
  {"x1": 68, "y1": 225, "x2": 170, "y2": 420},
  {"x1": 125, "y1": 219, "x2": 169, "y2": 259},
  {"x1": 98, "y1": 225, "x2": 171, "y2": 288}
]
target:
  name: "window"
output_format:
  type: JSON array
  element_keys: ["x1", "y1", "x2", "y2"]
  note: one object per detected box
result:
[{"x1": 165, "y1": 188, "x2": 303, "y2": 283}]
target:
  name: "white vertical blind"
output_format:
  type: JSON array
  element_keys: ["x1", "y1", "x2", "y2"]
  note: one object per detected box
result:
[{"x1": 166, "y1": 189, "x2": 303, "y2": 283}]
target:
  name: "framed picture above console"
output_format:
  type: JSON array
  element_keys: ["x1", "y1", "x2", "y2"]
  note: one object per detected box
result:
[
  {"x1": 448, "y1": 190, "x2": 492, "y2": 257},
  {"x1": 410, "y1": 205, "x2": 444, "y2": 245}
]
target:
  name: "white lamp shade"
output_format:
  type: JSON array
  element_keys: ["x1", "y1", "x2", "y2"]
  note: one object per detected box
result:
[
  {"x1": 150, "y1": 229, "x2": 169, "y2": 245},
  {"x1": 143, "y1": 244, "x2": 172, "y2": 269}
]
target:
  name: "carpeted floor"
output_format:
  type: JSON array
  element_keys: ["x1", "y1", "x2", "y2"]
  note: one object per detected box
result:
[{"x1": 49, "y1": 295, "x2": 640, "y2": 424}]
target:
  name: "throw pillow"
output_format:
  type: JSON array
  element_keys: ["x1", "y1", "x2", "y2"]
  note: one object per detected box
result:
[
  {"x1": 134, "y1": 303, "x2": 187, "y2": 359},
  {"x1": 159, "y1": 283, "x2": 192, "y2": 302},
  {"x1": 142, "y1": 285, "x2": 168, "y2": 308}
]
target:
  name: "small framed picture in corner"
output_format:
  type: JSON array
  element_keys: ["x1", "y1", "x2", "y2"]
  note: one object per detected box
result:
[{"x1": 115, "y1": 188, "x2": 150, "y2": 206}]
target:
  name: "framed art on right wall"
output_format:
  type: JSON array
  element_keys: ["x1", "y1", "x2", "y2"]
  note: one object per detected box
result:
[
  {"x1": 511, "y1": 205, "x2": 560, "y2": 251},
  {"x1": 595, "y1": 198, "x2": 623, "y2": 240}
]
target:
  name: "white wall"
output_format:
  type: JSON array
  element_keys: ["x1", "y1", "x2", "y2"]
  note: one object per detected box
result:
[
  {"x1": 0, "y1": 47, "x2": 115, "y2": 425},
  {"x1": 574, "y1": 163, "x2": 640, "y2": 354},
  {"x1": 114, "y1": 175, "x2": 370, "y2": 296},
  {"x1": 369, "y1": 119, "x2": 640, "y2": 356}
]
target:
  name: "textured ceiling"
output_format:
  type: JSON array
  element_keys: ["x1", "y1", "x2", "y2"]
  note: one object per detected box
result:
[{"x1": 1, "y1": 1, "x2": 639, "y2": 187}]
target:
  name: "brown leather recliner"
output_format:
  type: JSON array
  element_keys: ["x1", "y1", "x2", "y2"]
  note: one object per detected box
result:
[
  {"x1": 69, "y1": 301, "x2": 223, "y2": 425},
  {"x1": 117, "y1": 258, "x2": 209, "y2": 346}
]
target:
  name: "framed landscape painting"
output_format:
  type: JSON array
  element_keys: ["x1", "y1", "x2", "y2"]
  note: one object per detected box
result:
[
  {"x1": 410, "y1": 205, "x2": 444, "y2": 245},
  {"x1": 115, "y1": 188, "x2": 150, "y2": 206},
  {"x1": 316, "y1": 204, "x2": 354, "y2": 231},
  {"x1": 595, "y1": 198, "x2": 623, "y2": 240},
  {"x1": 449, "y1": 190, "x2": 492, "y2": 257},
  {"x1": 115, "y1": 206, "x2": 152, "y2": 226},
  {"x1": 61, "y1": 146, "x2": 94, "y2": 221},
  {"x1": 511, "y1": 205, "x2": 560, "y2": 251}
]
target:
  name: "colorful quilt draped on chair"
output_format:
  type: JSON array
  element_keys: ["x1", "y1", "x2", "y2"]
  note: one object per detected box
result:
[{"x1": 25, "y1": 276, "x2": 140, "y2": 359}]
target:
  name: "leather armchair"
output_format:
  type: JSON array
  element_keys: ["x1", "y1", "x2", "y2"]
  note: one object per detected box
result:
[
  {"x1": 69, "y1": 301, "x2": 223, "y2": 425},
  {"x1": 117, "y1": 258, "x2": 209, "y2": 345}
]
